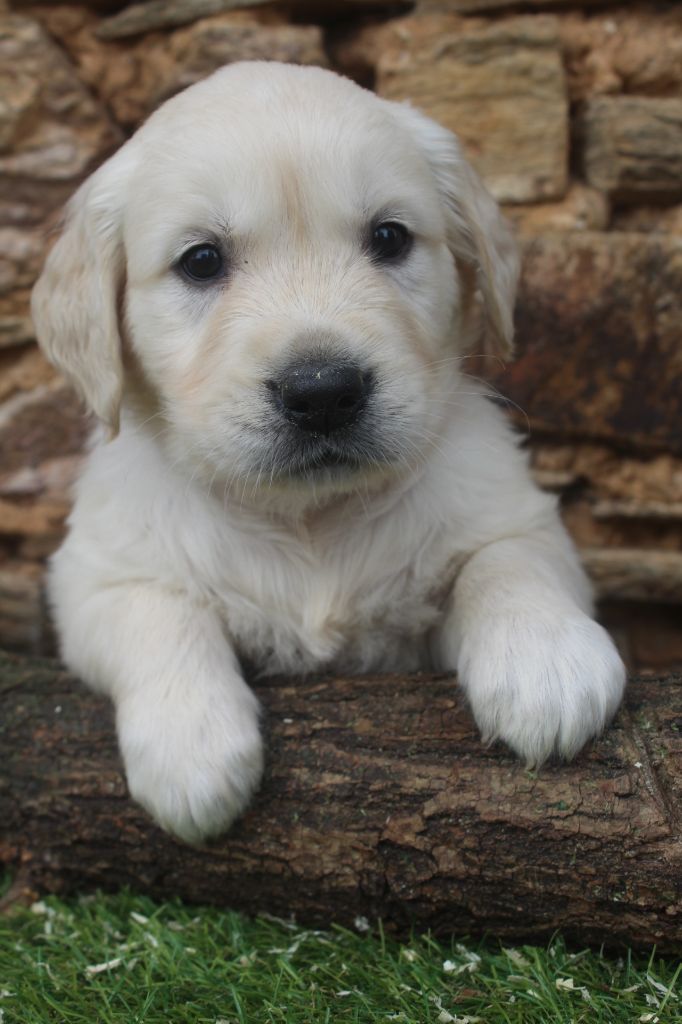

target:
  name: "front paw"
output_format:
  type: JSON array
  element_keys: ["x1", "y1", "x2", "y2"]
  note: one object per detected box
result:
[
  {"x1": 457, "y1": 610, "x2": 626, "y2": 766},
  {"x1": 117, "y1": 686, "x2": 263, "y2": 844}
]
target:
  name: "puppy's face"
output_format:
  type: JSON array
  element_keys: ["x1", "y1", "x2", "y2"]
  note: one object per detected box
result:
[{"x1": 32, "y1": 63, "x2": 518, "y2": 502}]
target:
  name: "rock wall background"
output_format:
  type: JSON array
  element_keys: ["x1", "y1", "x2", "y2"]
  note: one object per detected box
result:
[{"x1": 1, "y1": 0, "x2": 681, "y2": 669}]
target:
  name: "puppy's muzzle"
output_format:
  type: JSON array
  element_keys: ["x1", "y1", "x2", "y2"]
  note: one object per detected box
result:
[{"x1": 273, "y1": 359, "x2": 372, "y2": 435}]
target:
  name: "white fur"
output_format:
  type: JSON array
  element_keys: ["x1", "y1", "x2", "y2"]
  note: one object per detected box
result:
[{"x1": 31, "y1": 62, "x2": 626, "y2": 843}]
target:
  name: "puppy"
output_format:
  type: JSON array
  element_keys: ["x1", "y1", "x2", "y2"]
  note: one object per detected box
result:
[{"x1": 31, "y1": 61, "x2": 626, "y2": 843}]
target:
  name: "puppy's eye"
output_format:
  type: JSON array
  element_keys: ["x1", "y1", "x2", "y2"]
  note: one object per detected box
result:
[
  {"x1": 179, "y1": 244, "x2": 223, "y2": 281},
  {"x1": 370, "y1": 222, "x2": 411, "y2": 262}
]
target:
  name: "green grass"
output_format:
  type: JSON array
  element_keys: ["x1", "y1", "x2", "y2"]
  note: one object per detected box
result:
[{"x1": 0, "y1": 890, "x2": 680, "y2": 1023}]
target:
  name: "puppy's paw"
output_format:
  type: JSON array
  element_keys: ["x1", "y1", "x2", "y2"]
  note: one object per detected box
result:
[
  {"x1": 457, "y1": 609, "x2": 626, "y2": 766},
  {"x1": 117, "y1": 684, "x2": 263, "y2": 844}
]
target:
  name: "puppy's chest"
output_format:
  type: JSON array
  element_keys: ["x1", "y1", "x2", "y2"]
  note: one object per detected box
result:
[{"x1": 215, "y1": 528, "x2": 454, "y2": 675}]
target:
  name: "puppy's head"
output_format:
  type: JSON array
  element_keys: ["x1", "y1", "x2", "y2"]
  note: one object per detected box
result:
[{"x1": 32, "y1": 62, "x2": 518, "y2": 500}]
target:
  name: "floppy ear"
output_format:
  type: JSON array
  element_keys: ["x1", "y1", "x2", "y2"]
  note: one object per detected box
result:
[
  {"x1": 389, "y1": 103, "x2": 520, "y2": 360},
  {"x1": 31, "y1": 146, "x2": 135, "y2": 433}
]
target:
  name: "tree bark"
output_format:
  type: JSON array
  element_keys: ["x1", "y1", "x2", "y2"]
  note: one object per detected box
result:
[{"x1": 1, "y1": 651, "x2": 681, "y2": 951}]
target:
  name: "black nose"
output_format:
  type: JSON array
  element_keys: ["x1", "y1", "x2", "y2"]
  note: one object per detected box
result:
[{"x1": 276, "y1": 360, "x2": 371, "y2": 435}]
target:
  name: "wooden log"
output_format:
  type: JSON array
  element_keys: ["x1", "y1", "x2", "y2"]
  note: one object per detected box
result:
[{"x1": 1, "y1": 651, "x2": 681, "y2": 951}]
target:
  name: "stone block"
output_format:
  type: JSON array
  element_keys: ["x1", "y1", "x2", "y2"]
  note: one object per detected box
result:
[
  {"x1": 0, "y1": 345, "x2": 58, "y2": 400},
  {"x1": 96, "y1": 0, "x2": 274, "y2": 39},
  {"x1": 34, "y1": 7, "x2": 328, "y2": 131},
  {"x1": 0, "y1": 15, "x2": 121, "y2": 208},
  {"x1": 372, "y1": 14, "x2": 569, "y2": 202},
  {"x1": 0, "y1": 227, "x2": 49, "y2": 348},
  {"x1": 531, "y1": 444, "x2": 682, "y2": 506},
  {"x1": 418, "y1": 1, "x2": 614, "y2": 10},
  {"x1": 580, "y1": 97, "x2": 682, "y2": 202},
  {"x1": 0, "y1": 562, "x2": 45, "y2": 654},
  {"x1": 503, "y1": 185, "x2": 609, "y2": 236},
  {"x1": 0, "y1": 14, "x2": 121, "y2": 345},
  {"x1": 612, "y1": 205, "x2": 682, "y2": 235},
  {"x1": 496, "y1": 233, "x2": 682, "y2": 453},
  {"x1": 0, "y1": 383, "x2": 90, "y2": 475},
  {"x1": 94, "y1": 0, "x2": 407, "y2": 40},
  {"x1": 560, "y1": 7, "x2": 682, "y2": 102}
]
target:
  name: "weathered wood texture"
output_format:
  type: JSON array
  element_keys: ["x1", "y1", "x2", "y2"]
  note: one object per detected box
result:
[{"x1": 1, "y1": 651, "x2": 682, "y2": 950}]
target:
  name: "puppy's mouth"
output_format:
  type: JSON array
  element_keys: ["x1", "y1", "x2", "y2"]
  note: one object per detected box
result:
[{"x1": 274, "y1": 436, "x2": 375, "y2": 479}]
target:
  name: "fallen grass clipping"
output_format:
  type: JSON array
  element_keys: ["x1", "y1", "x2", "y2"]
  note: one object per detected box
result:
[{"x1": 0, "y1": 890, "x2": 680, "y2": 1023}]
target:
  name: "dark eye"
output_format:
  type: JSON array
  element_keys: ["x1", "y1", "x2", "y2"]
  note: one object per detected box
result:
[
  {"x1": 370, "y1": 221, "x2": 411, "y2": 262},
  {"x1": 179, "y1": 244, "x2": 223, "y2": 281}
]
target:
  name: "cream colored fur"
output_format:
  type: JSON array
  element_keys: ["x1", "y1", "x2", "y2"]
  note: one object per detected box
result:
[{"x1": 31, "y1": 62, "x2": 626, "y2": 843}]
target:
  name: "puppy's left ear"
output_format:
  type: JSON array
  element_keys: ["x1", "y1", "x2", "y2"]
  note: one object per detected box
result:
[{"x1": 389, "y1": 103, "x2": 520, "y2": 360}]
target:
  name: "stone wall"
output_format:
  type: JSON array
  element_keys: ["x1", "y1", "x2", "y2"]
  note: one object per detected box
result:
[{"x1": 1, "y1": 0, "x2": 681, "y2": 668}]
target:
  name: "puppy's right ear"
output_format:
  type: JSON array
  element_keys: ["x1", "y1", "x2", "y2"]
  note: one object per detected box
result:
[
  {"x1": 386, "y1": 102, "x2": 519, "y2": 362},
  {"x1": 31, "y1": 146, "x2": 135, "y2": 434}
]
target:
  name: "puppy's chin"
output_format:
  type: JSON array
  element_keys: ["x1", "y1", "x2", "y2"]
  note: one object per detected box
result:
[
  {"x1": 266, "y1": 441, "x2": 389, "y2": 493},
  {"x1": 277, "y1": 443, "x2": 369, "y2": 479},
  {"x1": 214, "y1": 433, "x2": 403, "y2": 507}
]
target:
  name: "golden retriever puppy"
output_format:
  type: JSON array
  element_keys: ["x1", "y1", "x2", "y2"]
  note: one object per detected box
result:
[{"x1": 31, "y1": 62, "x2": 625, "y2": 843}]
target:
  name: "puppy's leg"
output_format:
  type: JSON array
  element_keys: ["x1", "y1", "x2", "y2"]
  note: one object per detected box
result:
[
  {"x1": 434, "y1": 525, "x2": 626, "y2": 765},
  {"x1": 51, "y1": 568, "x2": 262, "y2": 843}
]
